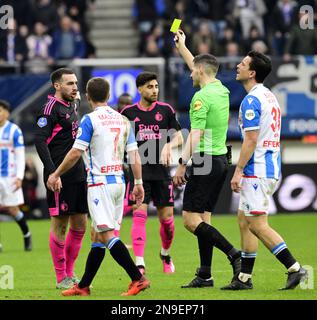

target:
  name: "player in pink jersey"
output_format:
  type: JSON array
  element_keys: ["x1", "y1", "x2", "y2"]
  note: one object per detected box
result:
[
  {"x1": 35, "y1": 68, "x2": 87, "y2": 289},
  {"x1": 121, "y1": 72, "x2": 183, "y2": 274}
]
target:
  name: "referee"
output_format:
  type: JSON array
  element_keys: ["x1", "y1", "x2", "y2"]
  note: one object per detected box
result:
[{"x1": 173, "y1": 30, "x2": 241, "y2": 288}]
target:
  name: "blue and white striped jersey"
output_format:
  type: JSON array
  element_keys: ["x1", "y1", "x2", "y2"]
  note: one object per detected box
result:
[
  {"x1": 0, "y1": 120, "x2": 25, "y2": 179},
  {"x1": 73, "y1": 106, "x2": 138, "y2": 185},
  {"x1": 238, "y1": 84, "x2": 281, "y2": 179}
]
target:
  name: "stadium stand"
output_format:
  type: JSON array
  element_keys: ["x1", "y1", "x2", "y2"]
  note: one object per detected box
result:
[{"x1": 0, "y1": 0, "x2": 316, "y2": 219}]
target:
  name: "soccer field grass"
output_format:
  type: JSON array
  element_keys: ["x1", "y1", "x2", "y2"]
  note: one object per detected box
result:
[{"x1": 0, "y1": 214, "x2": 316, "y2": 300}]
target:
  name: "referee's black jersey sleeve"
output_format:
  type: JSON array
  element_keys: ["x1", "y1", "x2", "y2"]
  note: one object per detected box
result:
[{"x1": 34, "y1": 107, "x2": 58, "y2": 175}]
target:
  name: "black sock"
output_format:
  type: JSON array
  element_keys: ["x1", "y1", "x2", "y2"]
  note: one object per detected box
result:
[
  {"x1": 274, "y1": 247, "x2": 297, "y2": 269},
  {"x1": 14, "y1": 212, "x2": 29, "y2": 236},
  {"x1": 241, "y1": 252, "x2": 257, "y2": 275},
  {"x1": 108, "y1": 238, "x2": 142, "y2": 281},
  {"x1": 227, "y1": 247, "x2": 241, "y2": 262},
  {"x1": 197, "y1": 236, "x2": 213, "y2": 279},
  {"x1": 79, "y1": 244, "x2": 106, "y2": 288},
  {"x1": 194, "y1": 222, "x2": 239, "y2": 261}
]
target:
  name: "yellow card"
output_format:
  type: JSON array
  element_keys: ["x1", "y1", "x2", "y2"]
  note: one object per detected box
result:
[{"x1": 170, "y1": 18, "x2": 182, "y2": 33}]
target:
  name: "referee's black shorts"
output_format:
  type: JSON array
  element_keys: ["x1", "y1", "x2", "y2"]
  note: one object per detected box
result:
[
  {"x1": 183, "y1": 153, "x2": 228, "y2": 213},
  {"x1": 47, "y1": 181, "x2": 88, "y2": 217}
]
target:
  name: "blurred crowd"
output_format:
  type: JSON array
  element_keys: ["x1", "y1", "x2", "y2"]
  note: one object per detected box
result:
[
  {"x1": 1, "y1": 0, "x2": 317, "y2": 74},
  {"x1": 134, "y1": 0, "x2": 317, "y2": 60},
  {"x1": 0, "y1": 0, "x2": 96, "y2": 73}
]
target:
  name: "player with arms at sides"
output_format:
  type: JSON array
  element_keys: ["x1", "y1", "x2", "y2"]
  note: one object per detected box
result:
[
  {"x1": 34, "y1": 68, "x2": 87, "y2": 289},
  {"x1": 47, "y1": 77, "x2": 150, "y2": 296},
  {"x1": 221, "y1": 51, "x2": 307, "y2": 290},
  {"x1": 120, "y1": 72, "x2": 183, "y2": 274},
  {"x1": 173, "y1": 30, "x2": 241, "y2": 288},
  {"x1": 0, "y1": 100, "x2": 32, "y2": 251}
]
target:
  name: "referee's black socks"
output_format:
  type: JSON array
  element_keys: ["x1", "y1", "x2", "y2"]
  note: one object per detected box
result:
[
  {"x1": 194, "y1": 222, "x2": 240, "y2": 262},
  {"x1": 197, "y1": 234, "x2": 213, "y2": 279}
]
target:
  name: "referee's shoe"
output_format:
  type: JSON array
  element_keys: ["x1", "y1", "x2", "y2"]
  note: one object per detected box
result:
[
  {"x1": 181, "y1": 268, "x2": 214, "y2": 288},
  {"x1": 229, "y1": 254, "x2": 241, "y2": 276},
  {"x1": 221, "y1": 278, "x2": 253, "y2": 290}
]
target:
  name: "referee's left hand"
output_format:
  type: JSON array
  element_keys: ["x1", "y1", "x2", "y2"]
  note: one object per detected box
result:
[{"x1": 173, "y1": 165, "x2": 187, "y2": 186}]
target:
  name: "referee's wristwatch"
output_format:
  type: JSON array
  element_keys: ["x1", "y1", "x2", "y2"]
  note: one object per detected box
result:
[{"x1": 178, "y1": 157, "x2": 187, "y2": 166}]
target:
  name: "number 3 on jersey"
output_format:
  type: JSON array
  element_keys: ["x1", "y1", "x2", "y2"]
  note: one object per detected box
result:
[{"x1": 271, "y1": 106, "x2": 281, "y2": 133}]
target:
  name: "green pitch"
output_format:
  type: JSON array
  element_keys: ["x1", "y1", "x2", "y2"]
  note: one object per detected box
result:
[{"x1": 0, "y1": 214, "x2": 316, "y2": 300}]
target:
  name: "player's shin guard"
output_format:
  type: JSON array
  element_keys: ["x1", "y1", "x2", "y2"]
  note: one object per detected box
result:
[
  {"x1": 159, "y1": 216, "x2": 175, "y2": 251},
  {"x1": 49, "y1": 231, "x2": 66, "y2": 283},
  {"x1": 65, "y1": 228, "x2": 85, "y2": 278},
  {"x1": 131, "y1": 210, "x2": 147, "y2": 258}
]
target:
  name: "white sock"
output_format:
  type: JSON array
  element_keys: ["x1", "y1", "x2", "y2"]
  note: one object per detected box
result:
[
  {"x1": 288, "y1": 262, "x2": 300, "y2": 273},
  {"x1": 160, "y1": 248, "x2": 170, "y2": 256},
  {"x1": 135, "y1": 256, "x2": 145, "y2": 267},
  {"x1": 238, "y1": 272, "x2": 252, "y2": 283}
]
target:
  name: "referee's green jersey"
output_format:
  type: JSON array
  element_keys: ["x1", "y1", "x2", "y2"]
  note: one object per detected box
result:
[{"x1": 189, "y1": 80, "x2": 229, "y2": 156}]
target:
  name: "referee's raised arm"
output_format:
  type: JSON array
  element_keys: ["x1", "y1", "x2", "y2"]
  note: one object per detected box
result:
[{"x1": 174, "y1": 30, "x2": 194, "y2": 71}]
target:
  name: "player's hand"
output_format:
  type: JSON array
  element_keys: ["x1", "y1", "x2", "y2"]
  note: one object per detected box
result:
[
  {"x1": 174, "y1": 29, "x2": 186, "y2": 49},
  {"x1": 54, "y1": 178, "x2": 62, "y2": 193},
  {"x1": 231, "y1": 168, "x2": 243, "y2": 193},
  {"x1": 13, "y1": 178, "x2": 22, "y2": 192},
  {"x1": 47, "y1": 173, "x2": 62, "y2": 193},
  {"x1": 173, "y1": 165, "x2": 187, "y2": 186},
  {"x1": 131, "y1": 185, "x2": 144, "y2": 208},
  {"x1": 160, "y1": 143, "x2": 172, "y2": 167},
  {"x1": 46, "y1": 173, "x2": 59, "y2": 192}
]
